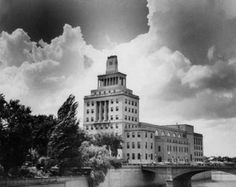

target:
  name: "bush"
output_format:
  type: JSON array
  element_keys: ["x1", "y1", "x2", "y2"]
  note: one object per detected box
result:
[{"x1": 109, "y1": 158, "x2": 122, "y2": 169}]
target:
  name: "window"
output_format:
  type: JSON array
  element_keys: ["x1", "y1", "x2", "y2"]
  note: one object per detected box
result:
[
  {"x1": 86, "y1": 109, "x2": 89, "y2": 114},
  {"x1": 116, "y1": 99, "x2": 119, "y2": 103},
  {"x1": 125, "y1": 99, "x2": 127, "y2": 104},
  {"x1": 115, "y1": 115, "x2": 119, "y2": 120},
  {"x1": 132, "y1": 142, "x2": 135, "y2": 149},
  {"x1": 110, "y1": 115, "x2": 113, "y2": 120},
  {"x1": 111, "y1": 99, "x2": 114, "y2": 104},
  {"x1": 151, "y1": 133, "x2": 153, "y2": 139},
  {"x1": 128, "y1": 108, "x2": 130, "y2": 112},
  {"x1": 131, "y1": 108, "x2": 134, "y2": 113},
  {"x1": 86, "y1": 118, "x2": 89, "y2": 122},
  {"x1": 116, "y1": 124, "x2": 118, "y2": 128},
  {"x1": 132, "y1": 132, "x2": 135, "y2": 138},
  {"x1": 145, "y1": 154, "x2": 148, "y2": 160},
  {"x1": 135, "y1": 102, "x2": 137, "y2": 106},
  {"x1": 116, "y1": 106, "x2": 119, "y2": 111},
  {"x1": 138, "y1": 153, "x2": 141, "y2": 160},
  {"x1": 128, "y1": 100, "x2": 130, "y2": 105},
  {"x1": 127, "y1": 142, "x2": 130, "y2": 149},
  {"x1": 125, "y1": 107, "x2": 127, "y2": 111},
  {"x1": 132, "y1": 153, "x2": 135, "y2": 160},
  {"x1": 127, "y1": 153, "x2": 130, "y2": 159},
  {"x1": 137, "y1": 132, "x2": 141, "y2": 137},
  {"x1": 150, "y1": 154, "x2": 153, "y2": 160},
  {"x1": 111, "y1": 107, "x2": 113, "y2": 112},
  {"x1": 127, "y1": 132, "x2": 130, "y2": 138},
  {"x1": 86, "y1": 125, "x2": 89, "y2": 130},
  {"x1": 91, "y1": 117, "x2": 94, "y2": 122},
  {"x1": 91, "y1": 109, "x2": 94, "y2": 113},
  {"x1": 137, "y1": 142, "x2": 141, "y2": 149},
  {"x1": 145, "y1": 132, "x2": 147, "y2": 138},
  {"x1": 131, "y1": 117, "x2": 134, "y2": 121},
  {"x1": 145, "y1": 142, "x2": 147, "y2": 149},
  {"x1": 151, "y1": 143, "x2": 153, "y2": 149},
  {"x1": 158, "y1": 146, "x2": 161, "y2": 152},
  {"x1": 128, "y1": 116, "x2": 130, "y2": 121},
  {"x1": 132, "y1": 101, "x2": 134, "y2": 105},
  {"x1": 91, "y1": 125, "x2": 93, "y2": 130},
  {"x1": 91, "y1": 101, "x2": 94, "y2": 106},
  {"x1": 87, "y1": 102, "x2": 90, "y2": 107},
  {"x1": 125, "y1": 115, "x2": 127, "y2": 120}
]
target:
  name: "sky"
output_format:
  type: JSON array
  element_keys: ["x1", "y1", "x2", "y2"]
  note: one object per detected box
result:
[{"x1": 0, "y1": 0, "x2": 236, "y2": 157}]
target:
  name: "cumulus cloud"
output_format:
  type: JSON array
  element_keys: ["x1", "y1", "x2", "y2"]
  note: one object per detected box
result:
[
  {"x1": 0, "y1": 0, "x2": 236, "y2": 155},
  {"x1": 0, "y1": 24, "x2": 105, "y2": 116}
]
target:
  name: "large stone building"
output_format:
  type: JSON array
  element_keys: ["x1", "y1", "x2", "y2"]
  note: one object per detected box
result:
[{"x1": 84, "y1": 56, "x2": 203, "y2": 163}]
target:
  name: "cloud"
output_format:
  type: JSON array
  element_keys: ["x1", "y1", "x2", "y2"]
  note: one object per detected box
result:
[
  {"x1": 147, "y1": 0, "x2": 236, "y2": 66},
  {"x1": 0, "y1": 24, "x2": 105, "y2": 116},
  {"x1": 0, "y1": 0, "x2": 236, "y2": 156}
]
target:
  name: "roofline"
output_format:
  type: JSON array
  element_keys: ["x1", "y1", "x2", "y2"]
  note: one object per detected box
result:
[{"x1": 98, "y1": 72, "x2": 126, "y2": 77}]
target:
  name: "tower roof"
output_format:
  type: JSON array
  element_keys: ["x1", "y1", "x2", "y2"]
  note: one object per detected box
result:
[{"x1": 106, "y1": 55, "x2": 118, "y2": 74}]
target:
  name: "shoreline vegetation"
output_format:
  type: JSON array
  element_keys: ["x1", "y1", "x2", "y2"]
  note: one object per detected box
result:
[{"x1": 0, "y1": 94, "x2": 122, "y2": 186}]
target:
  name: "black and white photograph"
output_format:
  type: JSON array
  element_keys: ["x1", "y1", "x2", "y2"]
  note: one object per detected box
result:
[{"x1": 0, "y1": 0, "x2": 236, "y2": 186}]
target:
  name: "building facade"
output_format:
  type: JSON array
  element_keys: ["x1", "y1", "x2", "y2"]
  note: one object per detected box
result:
[{"x1": 84, "y1": 56, "x2": 203, "y2": 163}]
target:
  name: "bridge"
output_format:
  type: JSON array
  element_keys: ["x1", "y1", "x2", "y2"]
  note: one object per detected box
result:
[{"x1": 141, "y1": 164, "x2": 236, "y2": 187}]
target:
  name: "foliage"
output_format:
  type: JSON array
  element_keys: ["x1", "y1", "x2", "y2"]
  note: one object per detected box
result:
[
  {"x1": 0, "y1": 94, "x2": 33, "y2": 174},
  {"x1": 109, "y1": 158, "x2": 122, "y2": 169},
  {"x1": 47, "y1": 94, "x2": 88, "y2": 175},
  {"x1": 92, "y1": 133, "x2": 123, "y2": 157},
  {"x1": 79, "y1": 141, "x2": 111, "y2": 186},
  {"x1": 31, "y1": 115, "x2": 57, "y2": 156}
]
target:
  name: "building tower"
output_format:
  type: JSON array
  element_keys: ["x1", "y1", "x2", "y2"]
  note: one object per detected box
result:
[{"x1": 83, "y1": 56, "x2": 139, "y2": 157}]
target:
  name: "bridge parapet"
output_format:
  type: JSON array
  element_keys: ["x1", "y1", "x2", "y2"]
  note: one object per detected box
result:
[{"x1": 141, "y1": 164, "x2": 236, "y2": 187}]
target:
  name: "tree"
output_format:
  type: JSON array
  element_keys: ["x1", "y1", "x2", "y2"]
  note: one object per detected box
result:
[
  {"x1": 0, "y1": 94, "x2": 33, "y2": 174},
  {"x1": 47, "y1": 94, "x2": 88, "y2": 174},
  {"x1": 79, "y1": 141, "x2": 111, "y2": 186},
  {"x1": 93, "y1": 133, "x2": 123, "y2": 157},
  {"x1": 31, "y1": 115, "x2": 57, "y2": 157}
]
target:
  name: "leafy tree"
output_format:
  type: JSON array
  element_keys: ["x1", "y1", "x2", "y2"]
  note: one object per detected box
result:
[
  {"x1": 0, "y1": 94, "x2": 33, "y2": 174},
  {"x1": 31, "y1": 115, "x2": 57, "y2": 156},
  {"x1": 79, "y1": 141, "x2": 111, "y2": 186},
  {"x1": 93, "y1": 133, "x2": 123, "y2": 157},
  {"x1": 47, "y1": 94, "x2": 88, "y2": 174}
]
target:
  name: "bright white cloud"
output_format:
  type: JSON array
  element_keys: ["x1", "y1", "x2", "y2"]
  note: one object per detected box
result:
[{"x1": 0, "y1": 0, "x2": 236, "y2": 156}]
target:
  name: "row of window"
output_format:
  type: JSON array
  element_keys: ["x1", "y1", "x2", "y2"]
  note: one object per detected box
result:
[
  {"x1": 125, "y1": 99, "x2": 137, "y2": 106},
  {"x1": 194, "y1": 152, "x2": 203, "y2": 157},
  {"x1": 127, "y1": 153, "x2": 153, "y2": 160},
  {"x1": 125, "y1": 124, "x2": 138, "y2": 129},
  {"x1": 126, "y1": 142, "x2": 153, "y2": 149},
  {"x1": 125, "y1": 116, "x2": 138, "y2": 122},
  {"x1": 86, "y1": 107, "x2": 137, "y2": 114},
  {"x1": 85, "y1": 124, "x2": 119, "y2": 130},
  {"x1": 91, "y1": 89, "x2": 120, "y2": 96},
  {"x1": 167, "y1": 145, "x2": 189, "y2": 153},
  {"x1": 86, "y1": 115, "x2": 138, "y2": 122},
  {"x1": 126, "y1": 132, "x2": 153, "y2": 139},
  {"x1": 166, "y1": 139, "x2": 188, "y2": 145},
  {"x1": 125, "y1": 107, "x2": 138, "y2": 114},
  {"x1": 156, "y1": 131, "x2": 182, "y2": 138},
  {"x1": 194, "y1": 138, "x2": 203, "y2": 145},
  {"x1": 194, "y1": 145, "x2": 203, "y2": 150},
  {"x1": 86, "y1": 98, "x2": 138, "y2": 107}
]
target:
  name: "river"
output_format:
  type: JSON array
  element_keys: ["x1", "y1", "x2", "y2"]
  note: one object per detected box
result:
[{"x1": 192, "y1": 180, "x2": 236, "y2": 187}]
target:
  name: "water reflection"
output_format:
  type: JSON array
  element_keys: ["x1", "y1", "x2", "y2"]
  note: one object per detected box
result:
[{"x1": 192, "y1": 180, "x2": 236, "y2": 187}]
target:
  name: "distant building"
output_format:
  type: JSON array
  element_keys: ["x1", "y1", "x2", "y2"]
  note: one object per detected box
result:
[{"x1": 83, "y1": 56, "x2": 203, "y2": 163}]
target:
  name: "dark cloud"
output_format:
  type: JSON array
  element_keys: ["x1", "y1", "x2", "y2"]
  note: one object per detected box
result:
[
  {"x1": 0, "y1": 0, "x2": 149, "y2": 49},
  {"x1": 149, "y1": 0, "x2": 236, "y2": 65}
]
